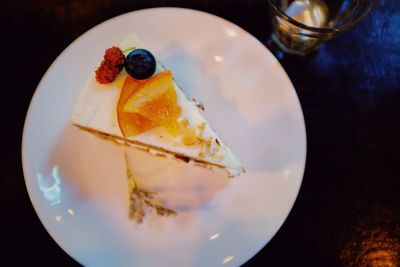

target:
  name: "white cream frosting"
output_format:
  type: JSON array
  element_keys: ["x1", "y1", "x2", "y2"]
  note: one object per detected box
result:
[{"x1": 71, "y1": 33, "x2": 244, "y2": 176}]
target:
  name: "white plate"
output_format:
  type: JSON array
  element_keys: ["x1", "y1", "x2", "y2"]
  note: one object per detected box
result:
[{"x1": 22, "y1": 7, "x2": 306, "y2": 267}]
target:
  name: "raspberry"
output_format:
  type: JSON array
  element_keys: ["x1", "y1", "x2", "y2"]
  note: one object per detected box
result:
[
  {"x1": 95, "y1": 46, "x2": 126, "y2": 84},
  {"x1": 95, "y1": 61, "x2": 116, "y2": 84},
  {"x1": 104, "y1": 46, "x2": 125, "y2": 71}
]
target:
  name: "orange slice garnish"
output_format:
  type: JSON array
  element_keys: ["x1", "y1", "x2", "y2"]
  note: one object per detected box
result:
[
  {"x1": 117, "y1": 76, "x2": 156, "y2": 137},
  {"x1": 119, "y1": 71, "x2": 181, "y2": 137}
]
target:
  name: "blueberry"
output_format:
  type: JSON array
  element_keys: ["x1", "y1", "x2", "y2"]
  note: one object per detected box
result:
[{"x1": 124, "y1": 49, "x2": 156, "y2": 80}]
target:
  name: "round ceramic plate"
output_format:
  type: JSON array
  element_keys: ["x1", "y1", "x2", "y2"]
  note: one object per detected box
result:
[{"x1": 22, "y1": 7, "x2": 306, "y2": 267}]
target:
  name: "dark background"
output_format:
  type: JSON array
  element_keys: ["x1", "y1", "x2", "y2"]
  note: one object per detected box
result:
[{"x1": 2, "y1": 0, "x2": 400, "y2": 266}]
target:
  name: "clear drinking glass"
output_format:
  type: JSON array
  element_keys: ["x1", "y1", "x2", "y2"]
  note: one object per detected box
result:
[{"x1": 268, "y1": 0, "x2": 377, "y2": 55}]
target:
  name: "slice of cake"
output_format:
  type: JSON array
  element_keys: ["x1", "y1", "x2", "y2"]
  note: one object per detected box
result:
[{"x1": 71, "y1": 33, "x2": 244, "y2": 177}]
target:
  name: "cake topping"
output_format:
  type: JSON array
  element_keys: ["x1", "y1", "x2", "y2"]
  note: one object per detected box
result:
[
  {"x1": 176, "y1": 119, "x2": 225, "y2": 161},
  {"x1": 117, "y1": 76, "x2": 156, "y2": 137},
  {"x1": 178, "y1": 119, "x2": 204, "y2": 146},
  {"x1": 119, "y1": 70, "x2": 181, "y2": 137},
  {"x1": 192, "y1": 98, "x2": 205, "y2": 111},
  {"x1": 181, "y1": 128, "x2": 201, "y2": 146},
  {"x1": 95, "y1": 47, "x2": 156, "y2": 84},
  {"x1": 95, "y1": 46, "x2": 125, "y2": 84},
  {"x1": 125, "y1": 49, "x2": 156, "y2": 80},
  {"x1": 104, "y1": 46, "x2": 125, "y2": 71}
]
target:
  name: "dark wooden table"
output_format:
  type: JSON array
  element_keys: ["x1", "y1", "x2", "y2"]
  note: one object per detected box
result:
[{"x1": 3, "y1": 0, "x2": 400, "y2": 266}]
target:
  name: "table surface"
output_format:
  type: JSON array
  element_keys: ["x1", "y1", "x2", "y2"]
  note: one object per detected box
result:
[{"x1": 3, "y1": 0, "x2": 400, "y2": 266}]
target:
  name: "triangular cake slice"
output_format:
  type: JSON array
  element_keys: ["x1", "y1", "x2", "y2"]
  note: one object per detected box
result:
[{"x1": 71, "y1": 33, "x2": 244, "y2": 177}]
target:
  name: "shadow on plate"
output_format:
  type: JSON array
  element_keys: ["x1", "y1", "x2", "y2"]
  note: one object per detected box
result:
[{"x1": 47, "y1": 124, "x2": 229, "y2": 227}]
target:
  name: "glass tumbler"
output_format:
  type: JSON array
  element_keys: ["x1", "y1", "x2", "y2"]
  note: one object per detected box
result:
[{"x1": 268, "y1": 0, "x2": 377, "y2": 55}]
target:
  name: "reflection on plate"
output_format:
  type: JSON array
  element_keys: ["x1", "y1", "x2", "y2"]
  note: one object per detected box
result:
[{"x1": 22, "y1": 7, "x2": 306, "y2": 267}]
